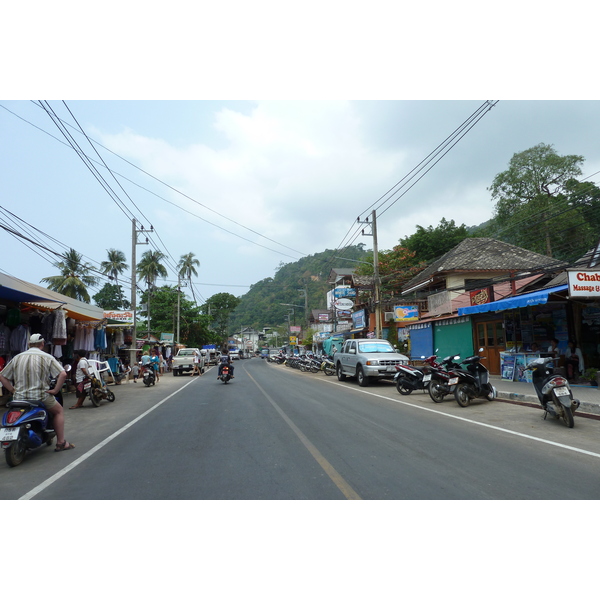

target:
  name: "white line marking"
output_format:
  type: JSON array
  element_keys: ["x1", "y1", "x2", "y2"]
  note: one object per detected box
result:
[
  {"x1": 19, "y1": 379, "x2": 197, "y2": 500},
  {"x1": 320, "y1": 378, "x2": 600, "y2": 459}
]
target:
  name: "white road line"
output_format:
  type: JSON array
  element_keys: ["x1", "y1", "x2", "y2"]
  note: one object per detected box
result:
[
  {"x1": 321, "y1": 378, "x2": 600, "y2": 459},
  {"x1": 19, "y1": 379, "x2": 197, "y2": 500}
]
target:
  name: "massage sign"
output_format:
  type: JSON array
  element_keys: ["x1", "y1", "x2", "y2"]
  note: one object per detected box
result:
[{"x1": 568, "y1": 270, "x2": 600, "y2": 297}]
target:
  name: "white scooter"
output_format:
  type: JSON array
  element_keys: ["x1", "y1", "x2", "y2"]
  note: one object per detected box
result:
[{"x1": 526, "y1": 357, "x2": 580, "y2": 428}]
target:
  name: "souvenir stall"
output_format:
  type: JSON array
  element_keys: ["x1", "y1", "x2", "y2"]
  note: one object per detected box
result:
[{"x1": 0, "y1": 272, "x2": 105, "y2": 400}]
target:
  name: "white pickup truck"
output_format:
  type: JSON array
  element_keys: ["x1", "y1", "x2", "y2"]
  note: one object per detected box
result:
[
  {"x1": 172, "y1": 348, "x2": 203, "y2": 376},
  {"x1": 335, "y1": 338, "x2": 409, "y2": 387}
]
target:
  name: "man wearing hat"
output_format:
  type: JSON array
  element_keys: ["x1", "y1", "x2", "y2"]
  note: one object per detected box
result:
[{"x1": 0, "y1": 333, "x2": 74, "y2": 452}]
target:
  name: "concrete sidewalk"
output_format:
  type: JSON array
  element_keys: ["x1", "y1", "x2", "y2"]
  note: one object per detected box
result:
[{"x1": 492, "y1": 375, "x2": 600, "y2": 417}]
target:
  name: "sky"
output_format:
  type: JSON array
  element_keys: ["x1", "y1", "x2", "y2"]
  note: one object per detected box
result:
[{"x1": 3, "y1": 99, "x2": 600, "y2": 308}]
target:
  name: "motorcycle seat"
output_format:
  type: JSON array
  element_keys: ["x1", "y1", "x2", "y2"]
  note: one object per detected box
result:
[{"x1": 7, "y1": 399, "x2": 46, "y2": 409}]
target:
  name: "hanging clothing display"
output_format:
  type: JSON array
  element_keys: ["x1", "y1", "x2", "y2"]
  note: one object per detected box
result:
[{"x1": 52, "y1": 308, "x2": 67, "y2": 345}]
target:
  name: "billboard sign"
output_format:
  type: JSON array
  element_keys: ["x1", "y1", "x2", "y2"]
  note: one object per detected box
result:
[
  {"x1": 568, "y1": 270, "x2": 600, "y2": 297},
  {"x1": 393, "y1": 305, "x2": 419, "y2": 322}
]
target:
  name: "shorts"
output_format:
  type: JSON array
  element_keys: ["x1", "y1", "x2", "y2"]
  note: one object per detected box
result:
[
  {"x1": 41, "y1": 395, "x2": 57, "y2": 409},
  {"x1": 76, "y1": 379, "x2": 90, "y2": 398}
]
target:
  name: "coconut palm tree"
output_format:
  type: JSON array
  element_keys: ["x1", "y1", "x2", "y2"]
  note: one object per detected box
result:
[
  {"x1": 101, "y1": 248, "x2": 128, "y2": 285},
  {"x1": 136, "y1": 250, "x2": 168, "y2": 334},
  {"x1": 41, "y1": 248, "x2": 98, "y2": 302},
  {"x1": 136, "y1": 250, "x2": 168, "y2": 288},
  {"x1": 178, "y1": 252, "x2": 200, "y2": 303}
]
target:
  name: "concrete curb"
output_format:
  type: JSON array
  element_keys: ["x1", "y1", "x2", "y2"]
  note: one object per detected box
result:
[{"x1": 495, "y1": 390, "x2": 600, "y2": 419}]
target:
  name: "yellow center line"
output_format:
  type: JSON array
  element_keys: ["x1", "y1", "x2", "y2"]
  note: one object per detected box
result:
[{"x1": 245, "y1": 370, "x2": 362, "y2": 500}]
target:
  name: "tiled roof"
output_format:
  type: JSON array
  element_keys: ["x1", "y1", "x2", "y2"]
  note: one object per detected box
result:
[{"x1": 402, "y1": 238, "x2": 566, "y2": 292}]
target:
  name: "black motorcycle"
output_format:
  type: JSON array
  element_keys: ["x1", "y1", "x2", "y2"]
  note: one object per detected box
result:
[
  {"x1": 141, "y1": 363, "x2": 156, "y2": 387},
  {"x1": 526, "y1": 356, "x2": 580, "y2": 428},
  {"x1": 394, "y1": 355, "x2": 440, "y2": 395},
  {"x1": 428, "y1": 355, "x2": 464, "y2": 403},
  {"x1": 218, "y1": 364, "x2": 232, "y2": 384},
  {"x1": 452, "y1": 350, "x2": 496, "y2": 407}
]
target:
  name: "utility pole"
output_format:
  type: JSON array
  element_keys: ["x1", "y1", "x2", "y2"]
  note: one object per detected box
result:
[
  {"x1": 130, "y1": 219, "x2": 151, "y2": 365},
  {"x1": 357, "y1": 210, "x2": 381, "y2": 339},
  {"x1": 298, "y1": 287, "x2": 309, "y2": 331}
]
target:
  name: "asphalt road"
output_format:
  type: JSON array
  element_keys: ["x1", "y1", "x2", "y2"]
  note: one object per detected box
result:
[{"x1": 3, "y1": 358, "x2": 600, "y2": 500}]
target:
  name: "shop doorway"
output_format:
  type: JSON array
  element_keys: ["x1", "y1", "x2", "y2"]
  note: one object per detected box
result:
[{"x1": 475, "y1": 320, "x2": 505, "y2": 375}]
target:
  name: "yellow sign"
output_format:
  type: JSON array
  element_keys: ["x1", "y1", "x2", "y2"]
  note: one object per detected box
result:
[{"x1": 289, "y1": 336, "x2": 297, "y2": 345}]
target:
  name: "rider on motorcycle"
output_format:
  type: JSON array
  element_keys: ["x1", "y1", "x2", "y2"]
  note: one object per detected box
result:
[
  {"x1": 218, "y1": 350, "x2": 234, "y2": 379},
  {"x1": 0, "y1": 333, "x2": 73, "y2": 452}
]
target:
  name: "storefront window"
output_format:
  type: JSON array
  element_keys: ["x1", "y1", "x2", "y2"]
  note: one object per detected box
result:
[{"x1": 495, "y1": 322, "x2": 505, "y2": 347}]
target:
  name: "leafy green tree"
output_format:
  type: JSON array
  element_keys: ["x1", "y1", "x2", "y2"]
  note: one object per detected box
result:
[
  {"x1": 488, "y1": 143, "x2": 587, "y2": 258},
  {"x1": 93, "y1": 283, "x2": 131, "y2": 310},
  {"x1": 201, "y1": 292, "x2": 241, "y2": 345},
  {"x1": 354, "y1": 245, "x2": 426, "y2": 298},
  {"x1": 41, "y1": 248, "x2": 98, "y2": 302},
  {"x1": 138, "y1": 285, "x2": 215, "y2": 346},
  {"x1": 399, "y1": 218, "x2": 470, "y2": 262}
]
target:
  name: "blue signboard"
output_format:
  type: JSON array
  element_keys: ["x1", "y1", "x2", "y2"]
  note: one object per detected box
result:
[{"x1": 333, "y1": 287, "x2": 357, "y2": 298}]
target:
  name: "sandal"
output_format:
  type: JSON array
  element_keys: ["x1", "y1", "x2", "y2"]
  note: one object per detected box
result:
[{"x1": 55, "y1": 441, "x2": 75, "y2": 452}]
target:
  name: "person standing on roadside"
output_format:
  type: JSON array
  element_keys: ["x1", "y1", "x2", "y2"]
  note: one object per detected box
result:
[
  {"x1": 150, "y1": 350, "x2": 161, "y2": 383},
  {"x1": 70, "y1": 349, "x2": 92, "y2": 409},
  {"x1": 0, "y1": 334, "x2": 73, "y2": 452}
]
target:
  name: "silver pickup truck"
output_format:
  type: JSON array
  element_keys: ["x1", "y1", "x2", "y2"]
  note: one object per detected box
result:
[{"x1": 335, "y1": 338, "x2": 409, "y2": 387}]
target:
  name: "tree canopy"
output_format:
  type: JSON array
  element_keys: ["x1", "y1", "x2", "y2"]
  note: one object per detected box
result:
[
  {"x1": 41, "y1": 248, "x2": 98, "y2": 302},
  {"x1": 485, "y1": 143, "x2": 599, "y2": 260},
  {"x1": 399, "y1": 218, "x2": 470, "y2": 262}
]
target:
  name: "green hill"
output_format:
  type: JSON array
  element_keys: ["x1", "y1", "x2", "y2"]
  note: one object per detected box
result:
[{"x1": 229, "y1": 245, "x2": 368, "y2": 334}]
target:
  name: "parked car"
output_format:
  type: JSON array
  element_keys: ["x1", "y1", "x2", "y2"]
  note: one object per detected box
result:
[
  {"x1": 335, "y1": 338, "x2": 409, "y2": 387},
  {"x1": 172, "y1": 348, "x2": 203, "y2": 376}
]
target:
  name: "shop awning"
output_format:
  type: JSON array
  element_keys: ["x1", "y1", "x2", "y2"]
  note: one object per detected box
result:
[
  {"x1": 0, "y1": 272, "x2": 104, "y2": 321},
  {"x1": 0, "y1": 272, "x2": 58, "y2": 304},
  {"x1": 458, "y1": 285, "x2": 568, "y2": 316}
]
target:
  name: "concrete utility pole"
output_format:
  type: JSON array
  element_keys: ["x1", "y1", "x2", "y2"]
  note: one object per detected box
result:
[
  {"x1": 130, "y1": 219, "x2": 151, "y2": 364},
  {"x1": 357, "y1": 210, "x2": 382, "y2": 339}
]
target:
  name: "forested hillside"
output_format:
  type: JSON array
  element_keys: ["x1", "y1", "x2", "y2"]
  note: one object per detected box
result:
[{"x1": 229, "y1": 245, "x2": 369, "y2": 333}]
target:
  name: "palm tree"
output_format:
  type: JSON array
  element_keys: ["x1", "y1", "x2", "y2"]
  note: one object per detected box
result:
[
  {"x1": 178, "y1": 252, "x2": 200, "y2": 303},
  {"x1": 101, "y1": 249, "x2": 128, "y2": 285},
  {"x1": 136, "y1": 250, "x2": 168, "y2": 334},
  {"x1": 136, "y1": 250, "x2": 168, "y2": 289},
  {"x1": 41, "y1": 248, "x2": 98, "y2": 302}
]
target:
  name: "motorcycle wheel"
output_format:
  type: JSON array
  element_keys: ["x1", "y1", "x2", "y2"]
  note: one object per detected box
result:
[
  {"x1": 428, "y1": 382, "x2": 445, "y2": 403},
  {"x1": 396, "y1": 379, "x2": 413, "y2": 395},
  {"x1": 144, "y1": 378, "x2": 151, "y2": 387},
  {"x1": 90, "y1": 390, "x2": 102, "y2": 407},
  {"x1": 455, "y1": 383, "x2": 472, "y2": 408},
  {"x1": 561, "y1": 405, "x2": 575, "y2": 428},
  {"x1": 5, "y1": 439, "x2": 26, "y2": 468},
  {"x1": 107, "y1": 390, "x2": 116, "y2": 402},
  {"x1": 324, "y1": 366, "x2": 335, "y2": 376}
]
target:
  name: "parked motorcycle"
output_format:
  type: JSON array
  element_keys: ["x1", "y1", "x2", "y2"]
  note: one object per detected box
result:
[
  {"x1": 526, "y1": 356, "x2": 580, "y2": 428},
  {"x1": 452, "y1": 350, "x2": 496, "y2": 407},
  {"x1": 320, "y1": 355, "x2": 336, "y2": 376},
  {"x1": 394, "y1": 355, "x2": 440, "y2": 395},
  {"x1": 428, "y1": 354, "x2": 464, "y2": 403},
  {"x1": 87, "y1": 360, "x2": 117, "y2": 405},
  {"x1": 0, "y1": 365, "x2": 71, "y2": 467},
  {"x1": 219, "y1": 364, "x2": 232, "y2": 383}
]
